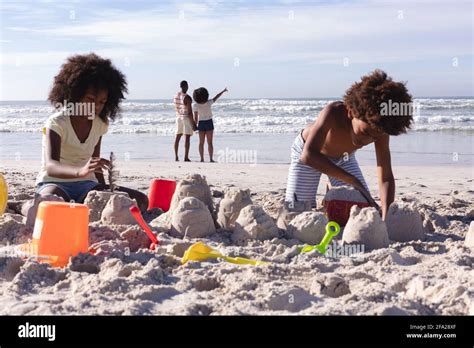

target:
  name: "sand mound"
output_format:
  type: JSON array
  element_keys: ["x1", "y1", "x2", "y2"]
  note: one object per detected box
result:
[
  {"x1": 419, "y1": 208, "x2": 449, "y2": 232},
  {"x1": 276, "y1": 200, "x2": 312, "y2": 230},
  {"x1": 343, "y1": 206, "x2": 389, "y2": 250},
  {"x1": 385, "y1": 202, "x2": 425, "y2": 242},
  {"x1": 84, "y1": 191, "x2": 129, "y2": 222},
  {"x1": 324, "y1": 185, "x2": 367, "y2": 203},
  {"x1": 266, "y1": 287, "x2": 317, "y2": 312},
  {"x1": 0, "y1": 214, "x2": 30, "y2": 244},
  {"x1": 286, "y1": 211, "x2": 327, "y2": 244},
  {"x1": 232, "y1": 205, "x2": 280, "y2": 242},
  {"x1": 149, "y1": 211, "x2": 172, "y2": 232},
  {"x1": 169, "y1": 174, "x2": 213, "y2": 214},
  {"x1": 171, "y1": 197, "x2": 216, "y2": 239},
  {"x1": 310, "y1": 274, "x2": 350, "y2": 298},
  {"x1": 7, "y1": 261, "x2": 67, "y2": 295},
  {"x1": 216, "y1": 188, "x2": 252, "y2": 230},
  {"x1": 465, "y1": 222, "x2": 474, "y2": 248},
  {"x1": 119, "y1": 226, "x2": 152, "y2": 251},
  {"x1": 69, "y1": 252, "x2": 102, "y2": 274},
  {"x1": 101, "y1": 194, "x2": 138, "y2": 226}
]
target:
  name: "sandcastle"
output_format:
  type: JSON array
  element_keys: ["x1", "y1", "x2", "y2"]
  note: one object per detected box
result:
[
  {"x1": 343, "y1": 206, "x2": 389, "y2": 250},
  {"x1": 84, "y1": 191, "x2": 129, "y2": 222},
  {"x1": 170, "y1": 197, "x2": 216, "y2": 239},
  {"x1": 169, "y1": 174, "x2": 213, "y2": 214},
  {"x1": 101, "y1": 194, "x2": 138, "y2": 226},
  {"x1": 232, "y1": 205, "x2": 280, "y2": 242},
  {"x1": 385, "y1": 202, "x2": 425, "y2": 242},
  {"x1": 286, "y1": 211, "x2": 328, "y2": 245},
  {"x1": 276, "y1": 200, "x2": 312, "y2": 230},
  {"x1": 216, "y1": 188, "x2": 252, "y2": 230},
  {"x1": 150, "y1": 174, "x2": 214, "y2": 233}
]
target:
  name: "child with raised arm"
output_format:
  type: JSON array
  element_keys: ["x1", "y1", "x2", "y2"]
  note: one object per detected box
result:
[
  {"x1": 285, "y1": 70, "x2": 413, "y2": 220},
  {"x1": 192, "y1": 87, "x2": 228, "y2": 162}
]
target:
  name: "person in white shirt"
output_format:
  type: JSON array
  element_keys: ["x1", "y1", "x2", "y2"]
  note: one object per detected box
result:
[
  {"x1": 21, "y1": 53, "x2": 149, "y2": 223},
  {"x1": 173, "y1": 80, "x2": 196, "y2": 162},
  {"x1": 192, "y1": 87, "x2": 228, "y2": 162}
]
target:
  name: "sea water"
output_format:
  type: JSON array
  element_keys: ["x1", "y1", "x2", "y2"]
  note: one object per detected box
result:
[{"x1": 0, "y1": 98, "x2": 473, "y2": 165}]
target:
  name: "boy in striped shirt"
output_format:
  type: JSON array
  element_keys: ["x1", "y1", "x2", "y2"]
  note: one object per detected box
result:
[{"x1": 285, "y1": 70, "x2": 413, "y2": 220}]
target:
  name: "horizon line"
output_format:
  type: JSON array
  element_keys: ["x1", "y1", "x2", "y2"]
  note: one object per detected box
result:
[{"x1": 1, "y1": 96, "x2": 474, "y2": 103}]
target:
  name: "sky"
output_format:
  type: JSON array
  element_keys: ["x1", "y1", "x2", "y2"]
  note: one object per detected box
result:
[{"x1": 0, "y1": 0, "x2": 473, "y2": 100}]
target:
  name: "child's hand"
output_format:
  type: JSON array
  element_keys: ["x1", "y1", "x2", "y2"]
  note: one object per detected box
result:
[
  {"x1": 78, "y1": 157, "x2": 110, "y2": 177},
  {"x1": 349, "y1": 178, "x2": 380, "y2": 211}
]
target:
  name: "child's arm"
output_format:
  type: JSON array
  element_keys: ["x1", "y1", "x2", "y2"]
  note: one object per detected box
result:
[
  {"x1": 193, "y1": 111, "x2": 199, "y2": 129},
  {"x1": 184, "y1": 95, "x2": 197, "y2": 130},
  {"x1": 374, "y1": 134, "x2": 395, "y2": 220},
  {"x1": 45, "y1": 129, "x2": 109, "y2": 179},
  {"x1": 212, "y1": 88, "x2": 228, "y2": 103},
  {"x1": 301, "y1": 104, "x2": 378, "y2": 207}
]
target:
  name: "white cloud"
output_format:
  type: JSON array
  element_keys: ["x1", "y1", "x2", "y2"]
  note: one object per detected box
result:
[{"x1": 1, "y1": 0, "x2": 472, "y2": 67}]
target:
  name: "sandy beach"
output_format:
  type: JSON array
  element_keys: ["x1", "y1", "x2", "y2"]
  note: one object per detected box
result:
[{"x1": 0, "y1": 160, "x2": 472, "y2": 315}]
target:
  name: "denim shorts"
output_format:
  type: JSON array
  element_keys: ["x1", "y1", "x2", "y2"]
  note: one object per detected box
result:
[
  {"x1": 36, "y1": 180, "x2": 100, "y2": 203},
  {"x1": 197, "y1": 119, "x2": 214, "y2": 132}
]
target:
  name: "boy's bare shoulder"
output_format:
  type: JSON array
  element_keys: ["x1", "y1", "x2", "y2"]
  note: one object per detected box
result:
[
  {"x1": 317, "y1": 101, "x2": 346, "y2": 124},
  {"x1": 325, "y1": 101, "x2": 345, "y2": 115}
]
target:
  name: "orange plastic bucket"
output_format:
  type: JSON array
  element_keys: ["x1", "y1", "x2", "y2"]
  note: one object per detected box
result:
[
  {"x1": 148, "y1": 179, "x2": 176, "y2": 212},
  {"x1": 19, "y1": 201, "x2": 89, "y2": 267},
  {"x1": 323, "y1": 199, "x2": 370, "y2": 226}
]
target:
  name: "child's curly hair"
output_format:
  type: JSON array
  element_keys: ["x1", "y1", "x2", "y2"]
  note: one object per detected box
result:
[
  {"x1": 343, "y1": 70, "x2": 413, "y2": 135},
  {"x1": 193, "y1": 87, "x2": 209, "y2": 104},
  {"x1": 48, "y1": 53, "x2": 127, "y2": 122}
]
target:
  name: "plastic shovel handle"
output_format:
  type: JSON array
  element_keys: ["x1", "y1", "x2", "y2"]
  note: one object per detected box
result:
[
  {"x1": 130, "y1": 206, "x2": 159, "y2": 245},
  {"x1": 318, "y1": 221, "x2": 341, "y2": 251},
  {"x1": 300, "y1": 221, "x2": 341, "y2": 254},
  {"x1": 222, "y1": 255, "x2": 268, "y2": 266}
]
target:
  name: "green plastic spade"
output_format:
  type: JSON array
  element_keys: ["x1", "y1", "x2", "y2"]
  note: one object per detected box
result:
[{"x1": 300, "y1": 221, "x2": 341, "y2": 254}]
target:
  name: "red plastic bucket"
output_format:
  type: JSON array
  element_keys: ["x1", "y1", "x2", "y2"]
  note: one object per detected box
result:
[
  {"x1": 323, "y1": 199, "x2": 370, "y2": 226},
  {"x1": 148, "y1": 179, "x2": 177, "y2": 212}
]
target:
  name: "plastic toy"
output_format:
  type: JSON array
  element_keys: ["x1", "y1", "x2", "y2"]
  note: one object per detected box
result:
[
  {"x1": 148, "y1": 179, "x2": 177, "y2": 212},
  {"x1": 182, "y1": 242, "x2": 267, "y2": 266},
  {"x1": 18, "y1": 201, "x2": 89, "y2": 267},
  {"x1": 300, "y1": 221, "x2": 341, "y2": 254},
  {"x1": 130, "y1": 206, "x2": 159, "y2": 250}
]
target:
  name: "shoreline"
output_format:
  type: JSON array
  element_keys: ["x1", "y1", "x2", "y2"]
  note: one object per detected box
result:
[{"x1": 2, "y1": 160, "x2": 473, "y2": 196}]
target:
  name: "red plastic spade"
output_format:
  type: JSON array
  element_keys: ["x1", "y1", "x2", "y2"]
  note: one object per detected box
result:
[{"x1": 129, "y1": 206, "x2": 159, "y2": 250}]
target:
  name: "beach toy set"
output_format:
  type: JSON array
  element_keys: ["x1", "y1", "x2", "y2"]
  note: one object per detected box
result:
[
  {"x1": 12, "y1": 178, "x2": 175, "y2": 267},
  {"x1": 8, "y1": 177, "x2": 345, "y2": 268}
]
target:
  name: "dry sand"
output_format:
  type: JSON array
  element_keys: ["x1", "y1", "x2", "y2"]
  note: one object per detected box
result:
[{"x1": 0, "y1": 160, "x2": 473, "y2": 315}]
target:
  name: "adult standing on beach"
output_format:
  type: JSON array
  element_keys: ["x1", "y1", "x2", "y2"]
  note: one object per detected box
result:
[{"x1": 173, "y1": 80, "x2": 196, "y2": 161}]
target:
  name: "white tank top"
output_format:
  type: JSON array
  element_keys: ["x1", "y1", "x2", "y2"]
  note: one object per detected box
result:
[{"x1": 174, "y1": 92, "x2": 190, "y2": 118}]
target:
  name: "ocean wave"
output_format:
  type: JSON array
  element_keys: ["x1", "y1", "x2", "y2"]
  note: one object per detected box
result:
[{"x1": 1, "y1": 98, "x2": 473, "y2": 134}]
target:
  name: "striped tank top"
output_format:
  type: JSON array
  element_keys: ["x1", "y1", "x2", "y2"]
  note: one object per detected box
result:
[{"x1": 174, "y1": 92, "x2": 190, "y2": 118}]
